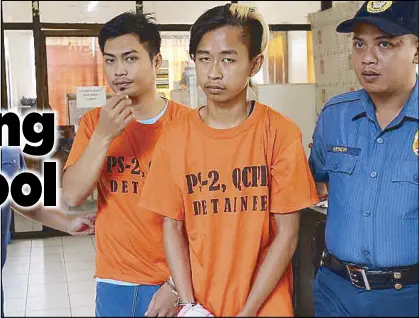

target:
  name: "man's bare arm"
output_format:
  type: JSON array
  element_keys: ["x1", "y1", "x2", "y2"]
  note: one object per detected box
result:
[
  {"x1": 163, "y1": 217, "x2": 195, "y2": 303},
  {"x1": 237, "y1": 212, "x2": 300, "y2": 316},
  {"x1": 315, "y1": 182, "x2": 329, "y2": 200},
  {"x1": 11, "y1": 203, "x2": 95, "y2": 235},
  {"x1": 62, "y1": 132, "x2": 113, "y2": 206},
  {"x1": 62, "y1": 94, "x2": 133, "y2": 207}
]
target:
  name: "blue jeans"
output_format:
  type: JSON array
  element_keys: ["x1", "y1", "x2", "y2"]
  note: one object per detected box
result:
[
  {"x1": 95, "y1": 282, "x2": 162, "y2": 317},
  {"x1": 313, "y1": 266, "x2": 419, "y2": 317}
]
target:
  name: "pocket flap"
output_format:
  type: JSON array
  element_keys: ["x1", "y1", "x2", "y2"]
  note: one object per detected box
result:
[
  {"x1": 1, "y1": 150, "x2": 19, "y2": 167},
  {"x1": 324, "y1": 153, "x2": 356, "y2": 175},
  {"x1": 392, "y1": 162, "x2": 419, "y2": 185}
]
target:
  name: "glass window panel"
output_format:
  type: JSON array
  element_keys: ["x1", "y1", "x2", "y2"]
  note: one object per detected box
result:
[
  {"x1": 2, "y1": 1, "x2": 33, "y2": 23},
  {"x1": 267, "y1": 31, "x2": 288, "y2": 84},
  {"x1": 160, "y1": 31, "x2": 204, "y2": 108},
  {"x1": 288, "y1": 31, "x2": 315, "y2": 83},
  {"x1": 45, "y1": 36, "x2": 103, "y2": 213},
  {"x1": 256, "y1": 31, "x2": 315, "y2": 85},
  {"x1": 45, "y1": 37, "x2": 112, "y2": 125},
  {"x1": 4, "y1": 30, "x2": 37, "y2": 113}
]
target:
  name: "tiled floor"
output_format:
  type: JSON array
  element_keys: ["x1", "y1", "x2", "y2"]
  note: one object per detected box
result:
[{"x1": 3, "y1": 235, "x2": 96, "y2": 317}]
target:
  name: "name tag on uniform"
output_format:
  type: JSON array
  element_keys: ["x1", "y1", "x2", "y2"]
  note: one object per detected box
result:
[{"x1": 327, "y1": 145, "x2": 361, "y2": 156}]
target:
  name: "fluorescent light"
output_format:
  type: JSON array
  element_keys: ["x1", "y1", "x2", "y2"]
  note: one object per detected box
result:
[{"x1": 87, "y1": 1, "x2": 99, "y2": 12}]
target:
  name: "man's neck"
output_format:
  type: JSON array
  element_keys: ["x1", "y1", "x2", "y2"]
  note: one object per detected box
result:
[
  {"x1": 369, "y1": 75, "x2": 416, "y2": 130},
  {"x1": 202, "y1": 90, "x2": 251, "y2": 129},
  {"x1": 129, "y1": 91, "x2": 166, "y2": 121}
]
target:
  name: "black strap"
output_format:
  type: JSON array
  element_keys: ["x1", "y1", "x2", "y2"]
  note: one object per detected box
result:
[
  {"x1": 321, "y1": 251, "x2": 419, "y2": 289},
  {"x1": 248, "y1": 100, "x2": 255, "y2": 117}
]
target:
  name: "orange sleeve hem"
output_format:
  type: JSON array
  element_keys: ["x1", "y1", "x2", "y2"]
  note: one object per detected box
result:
[
  {"x1": 270, "y1": 196, "x2": 320, "y2": 214},
  {"x1": 138, "y1": 203, "x2": 185, "y2": 221},
  {"x1": 62, "y1": 162, "x2": 73, "y2": 172}
]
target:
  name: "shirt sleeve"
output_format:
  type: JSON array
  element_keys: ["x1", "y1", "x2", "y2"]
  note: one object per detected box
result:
[
  {"x1": 63, "y1": 113, "x2": 95, "y2": 171},
  {"x1": 139, "y1": 133, "x2": 185, "y2": 220},
  {"x1": 308, "y1": 111, "x2": 329, "y2": 182},
  {"x1": 270, "y1": 131, "x2": 319, "y2": 214}
]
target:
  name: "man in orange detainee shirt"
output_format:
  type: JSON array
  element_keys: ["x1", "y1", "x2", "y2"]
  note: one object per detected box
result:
[
  {"x1": 140, "y1": 4, "x2": 319, "y2": 317},
  {"x1": 61, "y1": 12, "x2": 189, "y2": 317}
]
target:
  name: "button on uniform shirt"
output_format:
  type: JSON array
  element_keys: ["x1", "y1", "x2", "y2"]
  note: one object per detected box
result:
[{"x1": 309, "y1": 78, "x2": 418, "y2": 268}]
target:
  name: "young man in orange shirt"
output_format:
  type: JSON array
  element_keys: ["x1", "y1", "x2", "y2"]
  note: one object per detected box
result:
[
  {"x1": 140, "y1": 4, "x2": 319, "y2": 317},
  {"x1": 62, "y1": 12, "x2": 189, "y2": 317}
]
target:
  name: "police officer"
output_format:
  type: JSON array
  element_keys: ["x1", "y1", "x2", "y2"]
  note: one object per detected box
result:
[
  {"x1": 1, "y1": 147, "x2": 96, "y2": 317},
  {"x1": 309, "y1": 1, "x2": 418, "y2": 316}
]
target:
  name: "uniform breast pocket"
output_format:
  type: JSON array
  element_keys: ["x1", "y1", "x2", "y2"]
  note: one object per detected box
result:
[
  {"x1": 1, "y1": 156, "x2": 20, "y2": 178},
  {"x1": 392, "y1": 162, "x2": 418, "y2": 220},
  {"x1": 324, "y1": 153, "x2": 357, "y2": 207}
]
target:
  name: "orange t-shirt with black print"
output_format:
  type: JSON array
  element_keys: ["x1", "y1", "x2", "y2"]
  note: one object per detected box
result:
[
  {"x1": 140, "y1": 101, "x2": 319, "y2": 316},
  {"x1": 64, "y1": 100, "x2": 190, "y2": 285}
]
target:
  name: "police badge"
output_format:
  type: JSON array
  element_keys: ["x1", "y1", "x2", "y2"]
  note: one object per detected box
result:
[
  {"x1": 367, "y1": 1, "x2": 393, "y2": 13},
  {"x1": 413, "y1": 131, "x2": 419, "y2": 157}
]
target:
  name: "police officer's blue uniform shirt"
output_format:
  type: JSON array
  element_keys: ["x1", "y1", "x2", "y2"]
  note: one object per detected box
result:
[
  {"x1": 309, "y1": 77, "x2": 418, "y2": 268},
  {"x1": 1, "y1": 147, "x2": 27, "y2": 317},
  {"x1": 1, "y1": 147, "x2": 27, "y2": 267}
]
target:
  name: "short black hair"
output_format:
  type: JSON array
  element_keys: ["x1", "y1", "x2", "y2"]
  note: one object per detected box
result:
[
  {"x1": 189, "y1": 4, "x2": 269, "y2": 60},
  {"x1": 98, "y1": 11, "x2": 161, "y2": 60}
]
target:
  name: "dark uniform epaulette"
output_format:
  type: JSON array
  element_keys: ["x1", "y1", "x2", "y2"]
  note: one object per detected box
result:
[{"x1": 322, "y1": 90, "x2": 362, "y2": 111}]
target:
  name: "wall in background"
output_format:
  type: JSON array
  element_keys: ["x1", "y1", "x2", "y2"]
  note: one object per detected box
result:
[
  {"x1": 255, "y1": 83, "x2": 317, "y2": 156},
  {"x1": 3, "y1": 1, "x2": 321, "y2": 24}
]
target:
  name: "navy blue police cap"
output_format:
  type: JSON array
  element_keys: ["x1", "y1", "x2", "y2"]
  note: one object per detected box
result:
[{"x1": 336, "y1": 1, "x2": 418, "y2": 37}]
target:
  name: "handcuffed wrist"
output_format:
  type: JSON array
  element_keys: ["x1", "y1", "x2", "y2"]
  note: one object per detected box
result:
[{"x1": 166, "y1": 276, "x2": 179, "y2": 297}]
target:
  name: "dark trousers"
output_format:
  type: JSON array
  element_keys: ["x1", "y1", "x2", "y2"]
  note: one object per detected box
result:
[{"x1": 313, "y1": 267, "x2": 419, "y2": 317}]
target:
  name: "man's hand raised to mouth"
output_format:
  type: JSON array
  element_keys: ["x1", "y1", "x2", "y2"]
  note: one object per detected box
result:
[{"x1": 96, "y1": 93, "x2": 135, "y2": 142}]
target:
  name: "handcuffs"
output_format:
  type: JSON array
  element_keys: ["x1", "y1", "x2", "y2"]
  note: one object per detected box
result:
[{"x1": 165, "y1": 277, "x2": 197, "y2": 308}]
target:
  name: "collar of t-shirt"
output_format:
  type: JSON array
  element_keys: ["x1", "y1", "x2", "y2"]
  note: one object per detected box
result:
[{"x1": 137, "y1": 99, "x2": 169, "y2": 125}]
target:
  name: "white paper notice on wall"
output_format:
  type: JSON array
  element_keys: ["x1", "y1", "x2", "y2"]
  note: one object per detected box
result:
[{"x1": 76, "y1": 86, "x2": 106, "y2": 108}]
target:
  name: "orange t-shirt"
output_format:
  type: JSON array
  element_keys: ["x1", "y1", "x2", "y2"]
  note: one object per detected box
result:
[
  {"x1": 64, "y1": 100, "x2": 190, "y2": 285},
  {"x1": 140, "y1": 101, "x2": 319, "y2": 316}
]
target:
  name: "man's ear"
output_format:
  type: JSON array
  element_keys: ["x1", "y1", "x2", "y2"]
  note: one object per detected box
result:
[
  {"x1": 153, "y1": 53, "x2": 163, "y2": 70},
  {"x1": 250, "y1": 54, "x2": 264, "y2": 77},
  {"x1": 414, "y1": 39, "x2": 418, "y2": 64}
]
